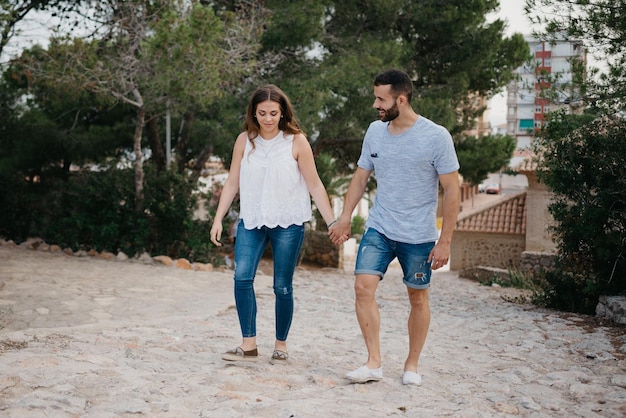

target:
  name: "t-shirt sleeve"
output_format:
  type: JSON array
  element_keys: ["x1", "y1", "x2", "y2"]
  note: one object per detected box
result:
[
  {"x1": 357, "y1": 123, "x2": 376, "y2": 171},
  {"x1": 434, "y1": 126, "x2": 460, "y2": 175}
]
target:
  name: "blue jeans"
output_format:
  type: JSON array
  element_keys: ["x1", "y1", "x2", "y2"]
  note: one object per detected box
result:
[{"x1": 233, "y1": 221, "x2": 305, "y2": 341}]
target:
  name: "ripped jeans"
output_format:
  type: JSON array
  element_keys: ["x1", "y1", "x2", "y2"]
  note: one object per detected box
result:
[{"x1": 232, "y1": 221, "x2": 305, "y2": 341}]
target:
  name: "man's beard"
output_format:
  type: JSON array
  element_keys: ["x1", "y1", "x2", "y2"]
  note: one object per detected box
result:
[{"x1": 378, "y1": 102, "x2": 399, "y2": 122}]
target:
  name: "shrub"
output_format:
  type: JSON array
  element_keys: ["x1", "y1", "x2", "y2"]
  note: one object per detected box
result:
[
  {"x1": 351, "y1": 215, "x2": 366, "y2": 236},
  {"x1": 534, "y1": 112, "x2": 626, "y2": 313},
  {"x1": 0, "y1": 166, "x2": 216, "y2": 262}
]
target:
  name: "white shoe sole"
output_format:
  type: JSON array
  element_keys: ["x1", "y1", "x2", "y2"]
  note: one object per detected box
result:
[
  {"x1": 345, "y1": 366, "x2": 383, "y2": 383},
  {"x1": 402, "y1": 371, "x2": 422, "y2": 385}
]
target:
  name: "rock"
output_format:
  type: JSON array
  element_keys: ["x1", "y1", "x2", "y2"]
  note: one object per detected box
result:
[
  {"x1": 596, "y1": 295, "x2": 626, "y2": 325},
  {"x1": 175, "y1": 258, "x2": 192, "y2": 270},
  {"x1": 20, "y1": 238, "x2": 44, "y2": 250},
  {"x1": 154, "y1": 255, "x2": 174, "y2": 266},
  {"x1": 193, "y1": 262, "x2": 214, "y2": 272},
  {"x1": 136, "y1": 252, "x2": 153, "y2": 264},
  {"x1": 116, "y1": 252, "x2": 129, "y2": 261}
]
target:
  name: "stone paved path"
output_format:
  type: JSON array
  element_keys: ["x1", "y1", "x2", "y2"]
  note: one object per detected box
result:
[{"x1": 1, "y1": 244, "x2": 625, "y2": 417}]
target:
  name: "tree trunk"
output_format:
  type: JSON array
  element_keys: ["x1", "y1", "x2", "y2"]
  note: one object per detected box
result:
[
  {"x1": 191, "y1": 143, "x2": 214, "y2": 182},
  {"x1": 145, "y1": 115, "x2": 166, "y2": 172},
  {"x1": 176, "y1": 110, "x2": 195, "y2": 173},
  {"x1": 134, "y1": 107, "x2": 146, "y2": 213}
]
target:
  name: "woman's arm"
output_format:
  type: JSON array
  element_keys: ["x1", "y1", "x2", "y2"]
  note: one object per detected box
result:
[
  {"x1": 210, "y1": 133, "x2": 246, "y2": 246},
  {"x1": 292, "y1": 134, "x2": 335, "y2": 226}
]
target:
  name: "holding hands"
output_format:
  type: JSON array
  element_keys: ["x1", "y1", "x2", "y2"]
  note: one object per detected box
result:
[{"x1": 328, "y1": 217, "x2": 351, "y2": 245}]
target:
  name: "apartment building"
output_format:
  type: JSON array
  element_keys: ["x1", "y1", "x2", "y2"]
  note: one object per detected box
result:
[{"x1": 505, "y1": 36, "x2": 586, "y2": 151}]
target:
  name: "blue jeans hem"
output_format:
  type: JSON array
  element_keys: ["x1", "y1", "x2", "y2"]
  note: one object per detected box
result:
[{"x1": 354, "y1": 269, "x2": 384, "y2": 278}]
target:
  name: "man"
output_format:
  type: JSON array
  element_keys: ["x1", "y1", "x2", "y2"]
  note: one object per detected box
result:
[{"x1": 328, "y1": 69, "x2": 460, "y2": 385}]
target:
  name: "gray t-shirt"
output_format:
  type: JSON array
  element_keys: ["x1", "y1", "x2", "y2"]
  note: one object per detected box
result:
[{"x1": 357, "y1": 116, "x2": 459, "y2": 244}]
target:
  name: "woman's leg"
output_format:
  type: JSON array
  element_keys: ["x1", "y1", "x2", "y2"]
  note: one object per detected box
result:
[
  {"x1": 267, "y1": 224, "x2": 305, "y2": 351},
  {"x1": 232, "y1": 225, "x2": 268, "y2": 349}
]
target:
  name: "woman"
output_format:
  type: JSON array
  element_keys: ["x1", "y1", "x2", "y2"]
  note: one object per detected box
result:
[{"x1": 210, "y1": 84, "x2": 339, "y2": 364}]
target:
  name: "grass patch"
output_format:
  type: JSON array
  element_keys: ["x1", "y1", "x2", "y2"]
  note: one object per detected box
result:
[
  {"x1": 477, "y1": 268, "x2": 545, "y2": 304},
  {"x1": 480, "y1": 267, "x2": 539, "y2": 290}
]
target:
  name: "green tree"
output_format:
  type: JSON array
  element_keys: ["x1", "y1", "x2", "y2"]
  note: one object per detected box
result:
[
  {"x1": 456, "y1": 133, "x2": 517, "y2": 187},
  {"x1": 211, "y1": 0, "x2": 530, "y2": 174},
  {"x1": 24, "y1": 1, "x2": 234, "y2": 211},
  {"x1": 2, "y1": 48, "x2": 132, "y2": 179},
  {"x1": 526, "y1": 1, "x2": 626, "y2": 312}
]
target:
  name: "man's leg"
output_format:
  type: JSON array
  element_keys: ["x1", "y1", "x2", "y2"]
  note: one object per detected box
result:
[
  {"x1": 404, "y1": 287, "x2": 430, "y2": 373},
  {"x1": 354, "y1": 273, "x2": 382, "y2": 369},
  {"x1": 345, "y1": 273, "x2": 384, "y2": 382},
  {"x1": 347, "y1": 228, "x2": 393, "y2": 382}
]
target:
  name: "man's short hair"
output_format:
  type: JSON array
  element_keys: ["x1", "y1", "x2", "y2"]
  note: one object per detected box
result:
[{"x1": 374, "y1": 69, "x2": 413, "y2": 102}]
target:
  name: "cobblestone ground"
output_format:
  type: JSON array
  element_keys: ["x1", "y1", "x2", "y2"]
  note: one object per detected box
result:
[{"x1": 1, "y1": 245, "x2": 625, "y2": 417}]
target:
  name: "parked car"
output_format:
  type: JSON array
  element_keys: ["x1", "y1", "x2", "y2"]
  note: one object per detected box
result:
[
  {"x1": 478, "y1": 183, "x2": 486, "y2": 193},
  {"x1": 485, "y1": 183, "x2": 500, "y2": 194}
]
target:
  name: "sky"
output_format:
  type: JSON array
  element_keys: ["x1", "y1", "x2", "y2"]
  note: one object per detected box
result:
[{"x1": 495, "y1": 0, "x2": 535, "y2": 37}]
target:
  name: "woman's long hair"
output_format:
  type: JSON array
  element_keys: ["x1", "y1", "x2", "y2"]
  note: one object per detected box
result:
[{"x1": 243, "y1": 85, "x2": 303, "y2": 148}]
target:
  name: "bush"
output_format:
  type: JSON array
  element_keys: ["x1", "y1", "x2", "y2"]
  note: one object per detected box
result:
[
  {"x1": 534, "y1": 112, "x2": 626, "y2": 313},
  {"x1": 42, "y1": 169, "x2": 149, "y2": 254},
  {"x1": 531, "y1": 268, "x2": 600, "y2": 315},
  {"x1": 351, "y1": 215, "x2": 366, "y2": 236},
  {"x1": 0, "y1": 175, "x2": 38, "y2": 242},
  {"x1": 0, "y1": 166, "x2": 216, "y2": 262}
]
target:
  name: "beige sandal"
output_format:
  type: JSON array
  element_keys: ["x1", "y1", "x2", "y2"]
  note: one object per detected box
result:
[
  {"x1": 270, "y1": 349, "x2": 289, "y2": 365},
  {"x1": 221, "y1": 347, "x2": 259, "y2": 362}
]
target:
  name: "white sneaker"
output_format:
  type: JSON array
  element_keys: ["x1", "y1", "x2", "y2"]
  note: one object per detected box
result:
[
  {"x1": 345, "y1": 366, "x2": 383, "y2": 383},
  {"x1": 402, "y1": 371, "x2": 422, "y2": 386},
  {"x1": 224, "y1": 256, "x2": 232, "y2": 268}
]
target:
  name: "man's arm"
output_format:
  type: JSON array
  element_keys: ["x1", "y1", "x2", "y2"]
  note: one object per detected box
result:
[
  {"x1": 328, "y1": 167, "x2": 372, "y2": 245},
  {"x1": 429, "y1": 170, "x2": 460, "y2": 269}
]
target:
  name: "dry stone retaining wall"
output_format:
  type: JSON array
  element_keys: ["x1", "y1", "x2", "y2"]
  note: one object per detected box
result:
[{"x1": 450, "y1": 231, "x2": 525, "y2": 271}]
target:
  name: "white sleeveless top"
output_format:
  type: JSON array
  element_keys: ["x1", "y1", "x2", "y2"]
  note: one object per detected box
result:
[{"x1": 239, "y1": 131, "x2": 312, "y2": 229}]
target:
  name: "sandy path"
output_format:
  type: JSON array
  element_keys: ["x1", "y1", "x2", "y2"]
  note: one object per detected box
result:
[{"x1": 0, "y1": 245, "x2": 625, "y2": 417}]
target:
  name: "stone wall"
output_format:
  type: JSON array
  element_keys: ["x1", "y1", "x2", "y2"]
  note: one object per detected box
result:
[
  {"x1": 524, "y1": 172, "x2": 558, "y2": 252},
  {"x1": 300, "y1": 229, "x2": 342, "y2": 268},
  {"x1": 519, "y1": 251, "x2": 556, "y2": 277},
  {"x1": 450, "y1": 231, "x2": 525, "y2": 271}
]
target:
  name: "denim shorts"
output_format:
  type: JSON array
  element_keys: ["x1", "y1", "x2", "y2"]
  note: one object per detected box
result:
[{"x1": 355, "y1": 228, "x2": 435, "y2": 289}]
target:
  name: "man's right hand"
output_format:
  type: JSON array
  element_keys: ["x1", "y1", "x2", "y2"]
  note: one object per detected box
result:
[{"x1": 328, "y1": 217, "x2": 351, "y2": 245}]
